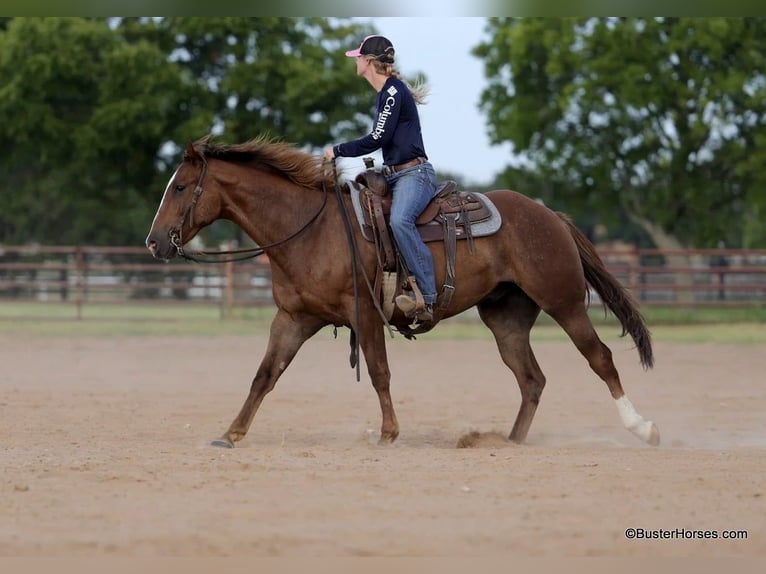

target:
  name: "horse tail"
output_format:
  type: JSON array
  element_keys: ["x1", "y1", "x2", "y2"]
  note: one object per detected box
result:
[{"x1": 556, "y1": 212, "x2": 654, "y2": 370}]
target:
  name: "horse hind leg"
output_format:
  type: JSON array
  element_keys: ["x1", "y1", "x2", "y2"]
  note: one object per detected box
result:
[
  {"x1": 477, "y1": 285, "x2": 546, "y2": 444},
  {"x1": 553, "y1": 304, "x2": 660, "y2": 446}
]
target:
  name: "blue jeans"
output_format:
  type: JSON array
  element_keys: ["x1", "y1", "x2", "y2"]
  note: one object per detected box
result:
[{"x1": 388, "y1": 161, "x2": 438, "y2": 305}]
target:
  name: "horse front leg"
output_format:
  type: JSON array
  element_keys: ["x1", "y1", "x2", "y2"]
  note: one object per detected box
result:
[
  {"x1": 358, "y1": 318, "x2": 399, "y2": 444},
  {"x1": 212, "y1": 309, "x2": 325, "y2": 448}
]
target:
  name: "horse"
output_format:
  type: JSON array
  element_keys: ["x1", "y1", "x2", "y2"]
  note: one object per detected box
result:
[{"x1": 145, "y1": 135, "x2": 660, "y2": 449}]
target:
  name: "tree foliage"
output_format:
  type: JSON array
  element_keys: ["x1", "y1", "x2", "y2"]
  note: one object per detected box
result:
[
  {"x1": 475, "y1": 17, "x2": 766, "y2": 248},
  {"x1": 0, "y1": 17, "x2": 376, "y2": 245}
]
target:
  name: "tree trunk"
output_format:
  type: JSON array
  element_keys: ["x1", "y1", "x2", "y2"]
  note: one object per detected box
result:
[{"x1": 627, "y1": 214, "x2": 698, "y2": 305}]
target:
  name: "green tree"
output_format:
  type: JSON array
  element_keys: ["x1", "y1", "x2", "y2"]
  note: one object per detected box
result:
[
  {"x1": 114, "y1": 17, "x2": 377, "y2": 148},
  {"x1": 475, "y1": 17, "x2": 766, "y2": 248},
  {"x1": 0, "y1": 17, "x2": 376, "y2": 246},
  {"x1": 0, "y1": 17, "x2": 193, "y2": 245},
  {"x1": 125, "y1": 17, "x2": 378, "y2": 247}
]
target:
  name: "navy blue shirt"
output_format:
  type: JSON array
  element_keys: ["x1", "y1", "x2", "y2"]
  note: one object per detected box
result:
[{"x1": 333, "y1": 76, "x2": 427, "y2": 166}]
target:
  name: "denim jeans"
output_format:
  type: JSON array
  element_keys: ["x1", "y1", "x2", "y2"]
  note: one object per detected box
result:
[{"x1": 387, "y1": 161, "x2": 438, "y2": 305}]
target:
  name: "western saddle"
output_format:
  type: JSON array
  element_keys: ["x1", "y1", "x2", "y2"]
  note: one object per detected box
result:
[{"x1": 351, "y1": 168, "x2": 494, "y2": 330}]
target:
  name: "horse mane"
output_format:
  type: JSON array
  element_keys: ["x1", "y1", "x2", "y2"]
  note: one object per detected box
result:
[{"x1": 185, "y1": 134, "x2": 337, "y2": 191}]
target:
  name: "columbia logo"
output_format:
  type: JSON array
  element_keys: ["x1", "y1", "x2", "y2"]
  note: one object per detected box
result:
[{"x1": 387, "y1": 86, "x2": 398, "y2": 96}]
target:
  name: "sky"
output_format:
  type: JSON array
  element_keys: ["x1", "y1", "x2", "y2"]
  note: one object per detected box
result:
[{"x1": 340, "y1": 17, "x2": 514, "y2": 186}]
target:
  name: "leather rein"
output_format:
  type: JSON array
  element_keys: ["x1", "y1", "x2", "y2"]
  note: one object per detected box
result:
[{"x1": 168, "y1": 157, "x2": 328, "y2": 263}]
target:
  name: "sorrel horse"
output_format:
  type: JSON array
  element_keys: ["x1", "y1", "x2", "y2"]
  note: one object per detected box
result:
[{"x1": 146, "y1": 136, "x2": 660, "y2": 448}]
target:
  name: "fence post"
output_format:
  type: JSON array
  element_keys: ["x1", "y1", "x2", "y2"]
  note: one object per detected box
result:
[
  {"x1": 223, "y1": 258, "x2": 234, "y2": 319},
  {"x1": 712, "y1": 244, "x2": 729, "y2": 301},
  {"x1": 74, "y1": 246, "x2": 84, "y2": 320},
  {"x1": 628, "y1": 246, "x2": 640, "y2": 301}
]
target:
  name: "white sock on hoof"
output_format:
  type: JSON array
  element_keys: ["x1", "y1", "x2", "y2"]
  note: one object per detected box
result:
[{"x1": 615, "y1": 395, "x2": 659, "y2": 446}]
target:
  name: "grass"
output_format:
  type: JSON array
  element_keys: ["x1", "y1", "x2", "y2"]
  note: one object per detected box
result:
[
  {"x1": 0, "y1": 301, "x2": 764, "y2": 343},
  {"x1": 0, "y1": 302, "x2": 273, "y2": 337},
  {"x1": 632, "y1": 306, "x2": 766, "y2": 325}
]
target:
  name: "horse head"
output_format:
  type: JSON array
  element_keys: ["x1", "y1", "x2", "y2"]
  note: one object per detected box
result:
[{"x1": 146, "y1": 140, "x2": 222, "y2": 260}]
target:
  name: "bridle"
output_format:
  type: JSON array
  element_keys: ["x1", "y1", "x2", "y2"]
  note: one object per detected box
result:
[
  {"x1": 168, "y1": 156, "x2": 328, "y2": 263},
  {"x1": 168, "y1": 157, "x2": 208, "y2": 257}
]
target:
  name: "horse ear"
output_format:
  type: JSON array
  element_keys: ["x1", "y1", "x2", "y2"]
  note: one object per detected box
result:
[{"x1": 184, "y1": 141, "x2": 201, "y2": 164}]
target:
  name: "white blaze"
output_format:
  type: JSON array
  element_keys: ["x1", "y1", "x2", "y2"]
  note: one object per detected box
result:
[{"x1": 150, "y1": 167, "x2": 180, "y2": 229}]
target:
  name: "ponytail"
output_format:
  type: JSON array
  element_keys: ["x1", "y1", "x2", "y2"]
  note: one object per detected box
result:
[{"x1": 370, "y1": 60, "x2": 430, "y2": 105}]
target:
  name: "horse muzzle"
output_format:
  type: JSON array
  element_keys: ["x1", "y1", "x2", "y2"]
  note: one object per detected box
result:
[{"x1": 145, "y1": 232, "x2": 179, "y2": 261}]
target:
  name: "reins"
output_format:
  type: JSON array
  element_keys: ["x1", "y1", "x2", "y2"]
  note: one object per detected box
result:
[
  {"x1": 169, "y1": 157, "x2": 328, "y2": 263},
  {"x1": 327, "y1": 159, "x2": 394, "y2": 382}
]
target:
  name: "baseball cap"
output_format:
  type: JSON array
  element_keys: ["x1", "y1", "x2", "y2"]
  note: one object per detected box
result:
[{"x1": 345, "y1": 35, "x2": 395, "y2": 63}]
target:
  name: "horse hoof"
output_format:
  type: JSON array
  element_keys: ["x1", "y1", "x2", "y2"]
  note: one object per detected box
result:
[
  {"x1": 377, "y1": 433, "x2": 398, "y2": 446},
  {"x1": 647, "y1": 423, "x2": 660, "y2": 447},
  {"x1": 211, "y1": 438, "x2": 234, "y2": 449}
]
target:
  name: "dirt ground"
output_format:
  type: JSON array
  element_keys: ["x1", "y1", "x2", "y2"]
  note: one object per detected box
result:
[{"x1": 1, "y1": 330, "x2": 764, "y2": 557}]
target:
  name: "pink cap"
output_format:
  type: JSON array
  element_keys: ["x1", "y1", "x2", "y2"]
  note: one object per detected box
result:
[{"x1": 345, "y1": 35, "x2": 394, "y2": 63}]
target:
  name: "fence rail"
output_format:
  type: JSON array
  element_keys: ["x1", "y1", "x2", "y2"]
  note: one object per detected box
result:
[{"x1": 1, "y1": 245, "x2": 765, "y2": 318}]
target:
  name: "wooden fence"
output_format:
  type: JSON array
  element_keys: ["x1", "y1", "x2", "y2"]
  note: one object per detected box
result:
[
  {"x1": 598, "y1": 247, "x2": 766, "y2": 307},
  {"x1": 1, "y1": 245, "x2": 765, "y2": 318},
  {"x1": 0, "y1": 245, "x2": 272, "y2": 319}
]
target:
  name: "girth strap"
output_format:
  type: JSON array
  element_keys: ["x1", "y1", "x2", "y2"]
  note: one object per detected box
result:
[{"x1": 439, "y1": 215, "x2": 458, "y2": 311}]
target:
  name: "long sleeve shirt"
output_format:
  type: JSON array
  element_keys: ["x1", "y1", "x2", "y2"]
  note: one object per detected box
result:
[{"x1": 333, "y1": 76, "x2": 427, "y2": 166}]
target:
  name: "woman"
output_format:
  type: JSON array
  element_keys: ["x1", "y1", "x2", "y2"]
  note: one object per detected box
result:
[{"x1": 323, "y1": 35, "x2": 438, "y2": 322}]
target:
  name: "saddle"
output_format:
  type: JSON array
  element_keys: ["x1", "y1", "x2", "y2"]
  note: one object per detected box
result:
[{"x1": 349, "y1": 169, "x2": 502, "y2": 329}]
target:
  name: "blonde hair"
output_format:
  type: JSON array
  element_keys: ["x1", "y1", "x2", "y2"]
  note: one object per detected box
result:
[{"x1": 369, "y1": 59, "x2": 430, "y2": 105}]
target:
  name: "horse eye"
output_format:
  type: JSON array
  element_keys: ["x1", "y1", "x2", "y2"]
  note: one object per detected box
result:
[{"x1": 174, "y1": 184, "x2": 186, "y2": 193}]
